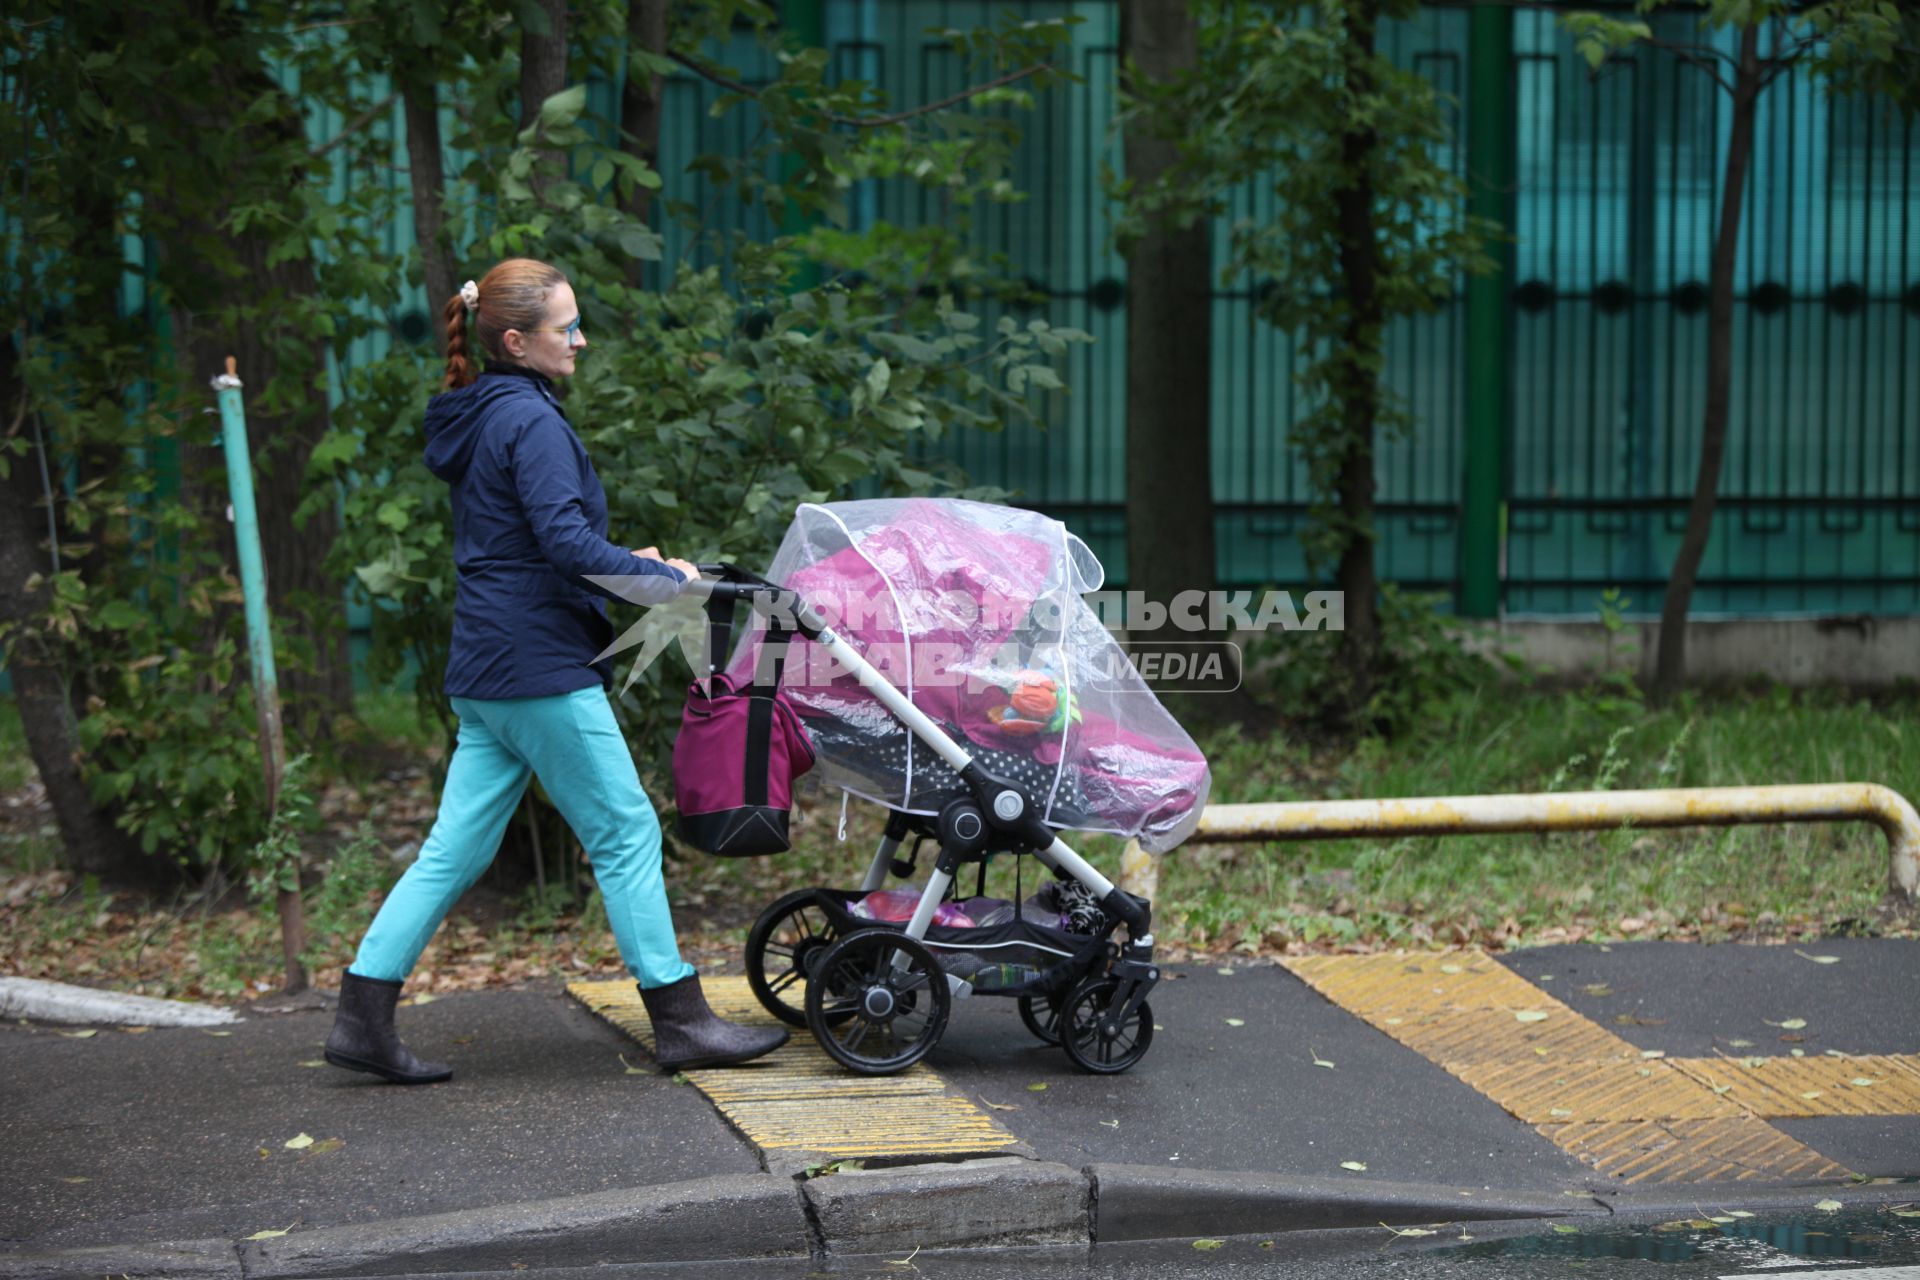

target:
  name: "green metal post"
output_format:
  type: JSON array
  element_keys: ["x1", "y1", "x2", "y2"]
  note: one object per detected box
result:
[
  {"x1": 213, "y1": 357, "x2": 306, "y2": 993},
  {"x1": 1461, "y1": 4, "x2": 1515, "y2": 619}
]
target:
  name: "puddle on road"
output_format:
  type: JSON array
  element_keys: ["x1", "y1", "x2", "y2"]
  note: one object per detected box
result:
[{"x1": 1440, "y1": 1205, "x2": 1920, "y2": 1267}]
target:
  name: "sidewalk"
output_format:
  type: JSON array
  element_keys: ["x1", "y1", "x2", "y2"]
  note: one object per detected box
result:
[{"x1": 2, "y1": 939, "x2": 1915, "y2": 1276}]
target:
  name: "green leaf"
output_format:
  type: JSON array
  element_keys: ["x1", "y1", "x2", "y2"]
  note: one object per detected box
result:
[
  {"x1": 866, "y1": 358, "x2": 891, "y2": 403},
  {"x1": 1025, "y1": 365, "x2": 1064, "y2": 392},
  {"x1": 1192, "y1": 1239, "x2": 1224, "y2": 1251},
  {"x1": 539, "y1": 85, "x2": 588, "y2": 129}
]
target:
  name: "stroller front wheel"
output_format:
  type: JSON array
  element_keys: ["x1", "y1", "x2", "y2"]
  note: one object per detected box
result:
[
  {"x1": 746, "y1": 889, "x2": 844, "y2": 1028},
  {"x1": 805, "y1": 928, "x2": 951, "y2": 1076},
  {"x1": 1058, "y1": 976, "x2": 1154, "y2": 1075},
  {"x1": 1018, "y1": 991, "x2": 1064, "y2": 1045}
]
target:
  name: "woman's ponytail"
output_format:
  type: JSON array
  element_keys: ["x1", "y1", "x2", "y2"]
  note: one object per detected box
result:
[{"x1": 444, "y1": 292, "x2": 476, "y2": 390}]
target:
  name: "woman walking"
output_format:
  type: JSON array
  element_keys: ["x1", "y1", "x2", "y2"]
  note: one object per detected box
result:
[{"x1": 324, "y1": 258, "x2": 786, "y2": 1083}]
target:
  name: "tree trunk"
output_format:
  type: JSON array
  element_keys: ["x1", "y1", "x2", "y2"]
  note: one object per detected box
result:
[
  {"x1": 1652, "y1": 23, "x2": 1762, "y2": 701},
  {"x1": 520, "y1": 0, "x2": 571, "y2": 196},
  {"x1": 1330, "y1": 0, "x2": 1384, "y2": 726},
  {"x1": 1120, "y1": 0, "x2": 1214, "y2": 652},
  {"x1": 403, "y1": 74, "x2": 459, "y2": 335},
  {"x1": 0, "y1": 347, "x2": 168, "y2": 894},
  {"x1": 619, "y1": 0, "x2": 669, "y2": 286}
]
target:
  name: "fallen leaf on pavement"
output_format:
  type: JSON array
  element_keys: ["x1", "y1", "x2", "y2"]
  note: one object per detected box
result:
[
  {"x1": 298, "y1": 1060, "x2": 325, "y2": 1068},
  {"x1": 308, "y1": 1138, "x2": 344, "y2": 1155},
  {"x1": 1800, "y1": 1091, "x2": 1824, "y2": 1101},
  {"x1": 1311, "y1": 1053, "x2": 1336, "y2": 1070},
  {"x1": 202, "y1": 1030, "x2": 232, "y2": 1038},
  {"x1": 1794, "y1": 951, "x2": 1840, "y2": 965},
  {"x1": 1889, "y1": 1208, "x2": 1920, "y2": 1219},
  {"x1": 1192, "y1": 1239, "x2": 1224, "y2": 1251},
  {"x1": 978, "y1": 1098, "x2": 1020, "y2": 1112},
  {"x1": 1514, "y1": 1011, "x2": 1549, "y2": 1024},
  {"x1": 1341, "y1": 1161, "x2": 1368, "y2": 1171},
  {"x1": 1582, "y1": 984, "x2": 1613, "y2": 997},
  {"x1": 244, "y1": 1227, "x2": 292, "y2": 1241},
  {"x1": 1224, "y1": 1018, "x2": 1244, "y2": 1027},
  {"x1": 1728, "y1": 1039, "x2": 1754, "y2": 1048},
  {"x1": 58, "y1": 1030, "x2": 98, "y2": 1039},
  {"x1": 1027, "y1": 1082, "x2": 1048, "y2": 1092},
  {"x1": 1641, "y1": 1049, "x2": 1666, "y2": 1060},
  {"x1": 1215, "y1": 968, "x2": 1235, "y2": 977},
  {"x1": 1439, "y1": 964, "x2": 1464, "y2": 975},
  {"x1": 284, "y1": 1133, "x2": 314, "y2": 1150},
  {"x1": 618, "y1": 1054, "x2": 646, "y2": 1076},
  {"x1": 1381, "y1": 1224, "x2": 1436, "y2": 1238},
  {"x1": 1552, "y1": 1224, "x2": 1581, "y2": 1234},
  {"x1": 411, "y1": 994, "x2": 437, "y2": 1006},
  {"x1": 1099, "y1": 1119, "x2": 1119, "y2": 1128},
  {"x1": 1766, "y1": 1017, "x2": 1807, "y2": 1030},
  {"x1": 886, "y1": 1246, "x2": 920, "y2": 1267},
  {"x1": 1726, "y1": 1210, "x2": 1755, "y2": 1218},
  {"x1": 60, "y1": 1176, "x2": 90, "y2": 1184},
  {"x1": 1850, "y1": 1078, "x2": 1877, "y2": 1087},
  {"x1": 1815, "y1": 1199, "x2": 1843, "y2": 1212},
  {"x1": 120, "y1": 1026, "x2": 151, "y2": 1034}
]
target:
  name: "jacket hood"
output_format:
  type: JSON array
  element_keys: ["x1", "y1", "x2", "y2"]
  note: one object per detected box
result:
[{"x1": 423, "y1": 367, "x2": 556, "y2": 482}]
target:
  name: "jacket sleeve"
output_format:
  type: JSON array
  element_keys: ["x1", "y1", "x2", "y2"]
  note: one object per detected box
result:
[{"x1": 510, "y1": 415, "x2": 686, "y2": 605}]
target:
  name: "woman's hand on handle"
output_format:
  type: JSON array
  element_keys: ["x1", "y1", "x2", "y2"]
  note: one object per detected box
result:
[{"x1": 632, "y1": 546, "x2": 699, "y2": 583}]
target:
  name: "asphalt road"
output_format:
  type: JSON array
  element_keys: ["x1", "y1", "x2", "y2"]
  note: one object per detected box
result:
[
  {"x1": 0, "y1": 986, "x2": 760, "y2": 1250},
  {"x1": 930, "y1": 964, "x2": 1596, "y2": 1189}
]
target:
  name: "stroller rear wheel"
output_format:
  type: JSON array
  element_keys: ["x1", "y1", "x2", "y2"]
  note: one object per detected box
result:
[
  {"x1": 1018, "y1": 991, "x2": 1063, "y2": 1045},
  {"x1": 1058, "y1": 976, "x2": 1154, "y2": 1075},
  {"x1": 746, "y1": 889, "x2": 843, "y2": 1028},
  {"x1": 805, "y1": 929, "x2": 951, "y2": 1075}
]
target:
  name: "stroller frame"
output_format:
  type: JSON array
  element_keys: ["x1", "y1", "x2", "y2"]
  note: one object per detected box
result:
[{"x1": 689, "y1": 564, "x2": 1163, "y2": 1075}]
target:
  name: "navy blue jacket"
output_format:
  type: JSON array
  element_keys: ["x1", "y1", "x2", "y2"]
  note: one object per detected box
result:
[{"x1": 423, "y1": 366, "x2": 684, "y2": 700}]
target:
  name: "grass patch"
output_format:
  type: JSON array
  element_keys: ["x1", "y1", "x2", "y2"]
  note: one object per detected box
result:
[{"x1": 1, "y1": 680, "x2": 1914, "y2": 1004}]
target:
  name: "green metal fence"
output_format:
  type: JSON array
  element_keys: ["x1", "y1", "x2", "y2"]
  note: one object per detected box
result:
[
  {"x1": 812, "y1": 1, "x2": 1918, "y2": 614},
  {"x1": 295, "y1": 1, "x2": 1920, "y2": 622}
]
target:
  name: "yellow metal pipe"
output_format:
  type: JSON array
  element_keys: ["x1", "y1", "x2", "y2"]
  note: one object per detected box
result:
[{"x1": 1117, "y1": 784, "x2": 1920, "y2": 906}]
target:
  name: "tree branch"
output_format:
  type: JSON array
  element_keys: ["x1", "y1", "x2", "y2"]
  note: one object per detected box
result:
[
  {"x1": 667, "y1": 50, "x2": 1050, "y2": 127},
  {"x1": 310, "y1": 91, "x2": 398, "y2": 159}
]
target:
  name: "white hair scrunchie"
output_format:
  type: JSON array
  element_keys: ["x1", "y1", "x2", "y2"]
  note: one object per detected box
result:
[{"x1": 459, "y1": 280, "x2": 480, "y2": 309}]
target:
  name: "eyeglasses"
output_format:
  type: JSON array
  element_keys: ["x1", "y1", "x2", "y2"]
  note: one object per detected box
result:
[{"x1": 524, "y1": 316, "x2": 583, "y2": 341}]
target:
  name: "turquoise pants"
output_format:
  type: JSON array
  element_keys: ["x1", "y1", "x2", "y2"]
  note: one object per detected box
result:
[{"x1": 352, "y1": 686, "x2": 696, "y2": 990}]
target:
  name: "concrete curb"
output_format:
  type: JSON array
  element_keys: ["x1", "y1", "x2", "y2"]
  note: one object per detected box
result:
[
  {"x1": 5, "y1": 1160, "x2": 1909, "y2": 1277},
  {"x1": 1601, "y1": 1180, "x2": 1920, "y2": 1219},
  {"x1": 0, "y1": 978, "x2": 242, "y2": 1028},
  {"x1": 803, "y1": 1157, "x2": 1089, "y2": 1255},
  {"x1": 1084, "y1": 1163, "x2": 1610, "y2": 1242},
  {"x1": 0, "y1": 1174, "x2": 811, "y2": 1280}
]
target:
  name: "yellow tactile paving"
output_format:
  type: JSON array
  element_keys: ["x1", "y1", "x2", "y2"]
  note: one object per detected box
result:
[
  {"x1": 707, "y1": 1095, "x2": 1021, "y2": 1154},
  {"x1": 1284, "y1": 951, "x2": 1548, "y2": 1014},
  {"x1": 1668, "y1": 1054, "x2": 1920, "y2": 1118},
  {"x1": 567, "y1": 976, "x2": 1022, "y2": 1160},
  {"x1": 1376, "y1": 1004, "x2": 1643, "y2": 1066},
  {"x1": 1450, "y1": 1058, "x2": 1746, "y2": 1123},
  {"x1": 1282, "y1": 949, "x2": 1888, "y2": 1184},
  {"x1": 1540, "y1": 1119, "x2": 1850, "y2": 1183}
]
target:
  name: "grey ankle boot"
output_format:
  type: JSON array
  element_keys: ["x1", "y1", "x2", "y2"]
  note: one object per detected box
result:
[
  {"x1": 324, "y1": 972, "x2": 452, "y2": 1084},
  {"x1": 639, "y1": 974, "x2": 789, "y2": 1071}
]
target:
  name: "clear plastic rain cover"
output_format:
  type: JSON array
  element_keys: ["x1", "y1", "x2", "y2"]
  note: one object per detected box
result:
[{"x1": 727, "y1": 498, "x2": 1210, "y2": 853}]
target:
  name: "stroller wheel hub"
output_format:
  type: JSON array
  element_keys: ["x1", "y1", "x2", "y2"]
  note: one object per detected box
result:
[
  {"x1": 992, "y1": 791, "x2": 1025, "y2": 821},
  {"x1": 862, "y1": 987, "x2": 897, "y2": 1018}
]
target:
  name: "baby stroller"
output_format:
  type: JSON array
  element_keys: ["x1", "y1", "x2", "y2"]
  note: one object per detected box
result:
[{"x1": 686, "y1": 499, "x2": 1210, "y2": 1076}]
